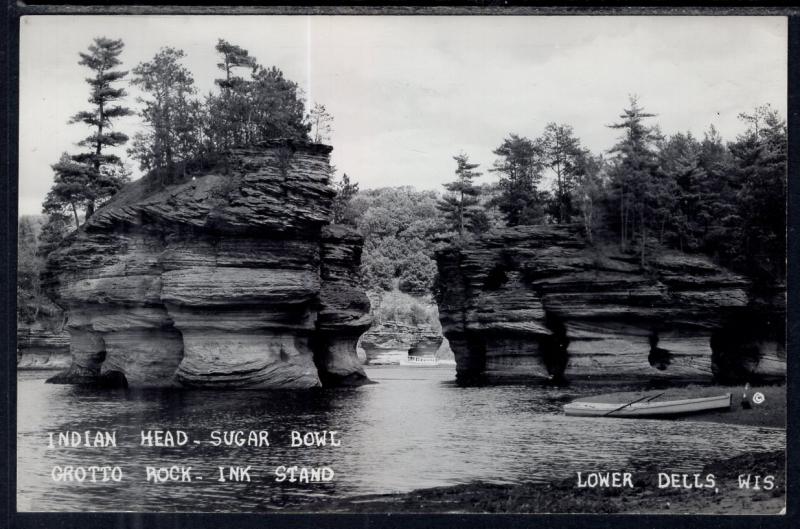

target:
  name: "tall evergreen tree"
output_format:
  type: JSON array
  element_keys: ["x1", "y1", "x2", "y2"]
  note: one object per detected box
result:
[
  {"x1": 571, "y1": 152, "x2": 605, "y2": 243},
  {"x1": 309, "y1": 103, "x2": 334, "y2": 143},
  {"x1": 437, "y1": 153, "x2": 483, "y2": 235},
  {"x1": 46, "y1": 37, "x2": 131, "y2": 222},
  {"x1": 607, "y1": 96, "x2": 662, "y2": 265},
  {"x1": 247, "y1": 65, "x2": 310, "y2": 142},
  {"x1": 213, "y1": 39, "x2": 258, "y2": 147},
  {"x1": 541, "y1": 122, "x2": 583, "y2": 223},
  {"x1": 129, "y1": 47, "x2": 200, "y2": 176},
  {"x1": 42, "y1": 153, "x2": 93, "y2": 228},
  {"x1": 490, "y1": 134, "x2": 547, "y2": 226},
  {"x1": 657, "y1": 132, "x2": 704, "y2": 250},
  {"x1": 727, "y1": 104, "x2": 787, "y2": 282}
]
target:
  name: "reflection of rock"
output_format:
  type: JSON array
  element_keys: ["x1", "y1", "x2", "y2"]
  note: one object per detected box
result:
[
  {"x1": 436, "y1": 224, "x2": 785, "y2": 383},
  {"x1": 436, "y1": 338, "x2": 456, "y2": 364},
  {"x1": 44, "y1": 140, "x2": 372, "y2": 389},
  {"x1": 17, "y1": 319, "x2": 71, "y2": 369}
]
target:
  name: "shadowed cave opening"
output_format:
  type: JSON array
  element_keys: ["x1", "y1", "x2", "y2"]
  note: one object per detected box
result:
[
  {"x1": 541, "y1": 312, "x2": 570, "y2": 383},
  {"x1": 98, "y1": 371, "x2": 129, "y2": 388},
  {"x1": 648, "y1": 332, "x2": 672, "y2": 371},
  {"x1": 709, "y1": 310, "x2": 781, "y2": 384},
  {"x1": 484, "y1": 265, "x2": 508, "y2": 290}
]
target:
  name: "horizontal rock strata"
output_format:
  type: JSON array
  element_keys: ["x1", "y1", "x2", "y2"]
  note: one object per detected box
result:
[
  {"x1": 16, "y1": 320, "x2": 71, "y2": 369},
  {"x1": 436, "y1": 224, "x2": 785, "y2": 383},
  {"x1": 44, "y1": 140, "x2": 372, "y2": 389},
  {"x1": 359, "y1": 321, "x2": 444, "y2": 365}
]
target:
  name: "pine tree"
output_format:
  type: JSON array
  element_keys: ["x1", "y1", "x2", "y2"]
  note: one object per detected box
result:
[
  {"x1": 658, "y1": 132, "x2": 704, "y2": 250},
  {"x1": 248, "y1": 65, "x2": 310, "y2": 142},
  {"x1": 571, "y1": 152, "x2": 605, "y2": 243},
  {"x1": 541, "y1": 123, "x2": 583, "y2": 223},
  {"x1": 43, "y1": 153, "x2": 93, "y2": 228},
  {"x1": 129, "y1": 47, "x2": 200, "y2": 177},
  {"x1": 69, "y1": 37, "x2": 132, "y2": 218},
  {"x1": 437, "y1": 153, "x2": 483, "y2": 235},
  {"x1": 607, "y1": 96, "x2": 662, "y2": 265},
  {"x1": 694, "y1": 126, "x2": 737, "y2": 259},
  {"x1": 309, "y1": 103, "x2": 334, "y2": 143},
  {"x1": 490, "y1": 134, "x2": 546, "y2": 226},
  {"x1": 727, "y1": 104, "x2": 787, "y2": 282},
  {"x1": 213, "y1": 39, "x2": 257, "y2": 147},
  {"x1": 42, "y1": 37, "x2": 131, "y2": 224}
]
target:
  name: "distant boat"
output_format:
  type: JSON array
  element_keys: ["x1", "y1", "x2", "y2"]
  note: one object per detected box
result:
[
  {"x1": 402, "y1": 355, "x2": 439, "y2": 366},
  {"x1": 563, "y1": 393, "x2": 732, "y2": 418}
]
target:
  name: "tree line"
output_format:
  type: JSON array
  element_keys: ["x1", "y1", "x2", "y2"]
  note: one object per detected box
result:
[
  {"x1": 331, "y1": 97, "x2": 785, "y2": 299},
  {"x1": 430, "y1": 96, "x2": 786, "y2": 285},
  {"x1": 40, "y1": 36, "x2": 334, "y2": 248}
]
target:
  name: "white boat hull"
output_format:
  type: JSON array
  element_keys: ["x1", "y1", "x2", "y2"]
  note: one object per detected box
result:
[{"x1": 563, "y1": 393, "x2": 732, "y2": 418}]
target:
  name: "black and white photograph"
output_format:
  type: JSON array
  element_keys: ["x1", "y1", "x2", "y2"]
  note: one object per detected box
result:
[{"x1": 10, "y1": 12, "x2": 789, "y2": 516}]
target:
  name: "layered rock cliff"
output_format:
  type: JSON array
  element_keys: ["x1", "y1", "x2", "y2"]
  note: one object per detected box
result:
[
  {"x1": 44, "y1": 140, "x2": 372, "y2": 389},
  {"x1": 17, "y1": 321, "x2": 71, "y2": 369},
  {"x1": 436, "y1": 224, "x2": 785, "y2": 383}
]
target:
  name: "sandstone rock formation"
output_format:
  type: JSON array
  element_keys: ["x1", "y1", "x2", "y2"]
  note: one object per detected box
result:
[
  {"x1": 44, "y1": 140, "x2": 372, "y2": 389},
  {"x1": 17, "y1": 321, "x2": 71, "y2": 369},
  {"x1": 436, "y1": 224, "x2": 785, "y2": 383},
  {"x1": 359, "y1": 321, "x2": 444, "y2": 365}
]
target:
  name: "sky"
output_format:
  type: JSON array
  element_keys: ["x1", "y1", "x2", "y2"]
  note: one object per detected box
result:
[{"x1": 18, "y1": 15, "x2": 787, "y2": 216}]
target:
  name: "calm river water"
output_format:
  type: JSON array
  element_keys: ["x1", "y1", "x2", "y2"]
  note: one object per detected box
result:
[{"x1": 17, "y1": 367, "x2": 785, "y2": 512}]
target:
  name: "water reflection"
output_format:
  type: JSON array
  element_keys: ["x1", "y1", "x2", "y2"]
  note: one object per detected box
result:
[{"x1": 17, "y1": 368, "x2": 785, "y2": 512}]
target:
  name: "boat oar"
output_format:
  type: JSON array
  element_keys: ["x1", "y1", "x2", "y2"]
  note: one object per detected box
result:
[
  {"x1": 603, "y1": 392, "x2": 665, "y2": 417},
  {"x1": 646, "y1": 392, "x2": 665, "y2": 402}
]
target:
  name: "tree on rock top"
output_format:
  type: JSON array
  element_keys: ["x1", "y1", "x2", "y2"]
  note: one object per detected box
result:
[
  {"x1": 490, "y1": 134, "x2": 548, "y2": 226},
  {"x1": 129, "y1": 47, "x2": 203, "y2": 178},
  {"x1": 211, "y1": 39, "x2": 257, "y2": 148},
  {"x1": 310, "y1": 103, "x2": 334, "y2": 143},
  {"x1": 205, "y1": 40, "x2": 310, "y2": 148},
  {"x1": 541, "y1": 122, "x2": 585, "y2": 224},
  {"x1": 44, "y1": 37, "x2": 132, "y2": 227},
  {"x1": 606, "y1": 95, "x2": 663, "y2": 266},
  {"x1": 437, "y1": 153, "x2": 484, "y2": 235},
  {"x1": 727, "y1": 104, "x2": 787, "y2": 283}
]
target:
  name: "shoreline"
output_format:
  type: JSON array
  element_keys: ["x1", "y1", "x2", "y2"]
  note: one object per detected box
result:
[
  {"x1": 288, "y1": 450, "x2": 785, "y2": 514},
  {"x1": 288, "y1": 384, "x2": 786, "y2": 514}
]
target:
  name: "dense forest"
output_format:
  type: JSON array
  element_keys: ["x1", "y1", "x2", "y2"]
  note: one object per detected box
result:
[
  {"x1": 341, "y1": 99, "x2": 786, "y2": 304},
  {"x1": 18, "y1": 36, "x2": 787, "y2": 327}
]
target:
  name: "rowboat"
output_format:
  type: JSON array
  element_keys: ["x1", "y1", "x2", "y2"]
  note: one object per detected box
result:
[{"x1": 563, "y1": 393, "x2": 732, "y2": 418}]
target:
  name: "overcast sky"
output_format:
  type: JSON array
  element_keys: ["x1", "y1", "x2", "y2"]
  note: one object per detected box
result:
[{"x1": 18, "y1": 15, "x2": 787, "y2": 216}]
